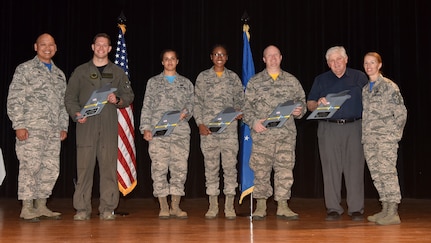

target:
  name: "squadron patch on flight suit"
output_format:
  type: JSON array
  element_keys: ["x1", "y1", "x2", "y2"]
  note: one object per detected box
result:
[{"x1": 90, "y1": 73, "x2": 98, "y2": 79}]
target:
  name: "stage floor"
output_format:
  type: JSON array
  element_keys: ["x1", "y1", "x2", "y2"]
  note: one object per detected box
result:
[{"x1": 1, "y1": 197, "x2": 430, "y2": 243}]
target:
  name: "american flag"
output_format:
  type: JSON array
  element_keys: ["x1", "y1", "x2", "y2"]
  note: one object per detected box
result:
[{"x1": 115, "y1": 24, "x2": 137, "y2": 196}]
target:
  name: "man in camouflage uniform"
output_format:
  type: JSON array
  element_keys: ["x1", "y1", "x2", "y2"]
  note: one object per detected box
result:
[
  {"x1": 65, "y1": 33, "x2": 134, "y2": 221},
  {"x1": 194, "y1": 44, "x2": 244, "y2": 219},
  {"x1": 140, "y1": 49, "x2": 194, "y2": 219},
  {"x1": 7, "y1": 33, "x2": 69, "y2": 221},
  {"x1": 362, "y1": 52, "x2": 407, "y2": 225},
  {"x1": 243, "y1": 45, "x2": 306, "y2": 220}
]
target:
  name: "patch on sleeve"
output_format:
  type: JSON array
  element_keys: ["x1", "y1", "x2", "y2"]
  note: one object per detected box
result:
[{"x1": 392, "y1": 92, "x2": 402, "y2": 105}]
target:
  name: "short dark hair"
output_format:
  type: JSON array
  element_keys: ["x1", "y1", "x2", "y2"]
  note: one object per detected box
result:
[
  {"x1": 93, "y1": 33, "x2": 111, "y2": 46},
  {"x1": 160, "y1": 49, "x2": 179, "y2": 61},
  {"x1": 211, "y1": 44, "x2": 228, "y2": 55}
]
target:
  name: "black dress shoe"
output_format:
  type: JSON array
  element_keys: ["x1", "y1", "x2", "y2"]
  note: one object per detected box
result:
[
  {"x1": 350, "y1": 212, "x2": 364, "y2": 221},
  {"x1": 325, "y1": 211, "x2": 341, "y2": 221}
]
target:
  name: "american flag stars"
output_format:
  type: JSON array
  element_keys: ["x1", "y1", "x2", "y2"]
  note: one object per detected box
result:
[{"x1": 114, "y1": 33, "x2": 129, "y2": 76}]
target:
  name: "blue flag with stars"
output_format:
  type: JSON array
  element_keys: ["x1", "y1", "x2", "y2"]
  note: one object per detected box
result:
[{"x1": 239, "y1": 24, "x2": 255, "y2": 204}]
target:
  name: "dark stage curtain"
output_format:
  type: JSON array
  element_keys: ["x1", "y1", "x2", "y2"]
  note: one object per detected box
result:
[{"x1": 1, "y1": 0, "x2": 430, "y2": 199}]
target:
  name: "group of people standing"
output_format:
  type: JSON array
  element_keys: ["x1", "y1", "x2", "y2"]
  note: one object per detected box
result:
[{"x1": 6, "y1": 32, "x2": 407, "y2": 227}]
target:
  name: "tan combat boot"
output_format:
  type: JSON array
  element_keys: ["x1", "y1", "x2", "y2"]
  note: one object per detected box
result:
[
  {"x1": 158, "y1": 196, "x2": 170, "y2": 219},
  {"x1": 252, "y1": 198, "x2": 267, "y2": 220},
  {"x1": 224, "y1": 195, "x2": 236, "y2": 220},
  {"x1": 367, "y1": 201, "x2": 388, "y2": 222},
  {"x1": 205, "y1": 195, "x2": 219, "y2": 219},
  {"x1": 276, "y1": 200, "x2": 299, "y2": 220},
  {"x1": 34, "y1": 198, "x2": 61, "y2": 219},
  {"x1": 170, "y1": 195, "x2": 188, "y2": 219},
  {"x1": 376, "y1": 202, "x2": 401, "y2": 225},
  {"x1": 20, "y1": 199, "x2": 40, "y2": 222}
]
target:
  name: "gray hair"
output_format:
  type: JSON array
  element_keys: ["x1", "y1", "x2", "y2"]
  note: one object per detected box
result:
[{"x1": 325, "y1": 46, "x2": 347, "y2": 60}]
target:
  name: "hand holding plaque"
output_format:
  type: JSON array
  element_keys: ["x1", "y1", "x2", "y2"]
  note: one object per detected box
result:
[
  {"x1": 76, "y1": 83, "x2": 117, "y2": 120},
  {"x1": 207, "y1": 107, "x2": 243, "y2": 133},
  {"x1": 263, "y1": 100, "x2": 302, "y2": 128},
  {"x1": 151, "y1": 110, "x2": 183, "y2": 137},
  {"x1": 306, "y1": 90, "x2": 351, "y2": 120}
]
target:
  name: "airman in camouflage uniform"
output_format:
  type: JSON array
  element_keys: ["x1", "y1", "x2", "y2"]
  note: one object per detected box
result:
[
  {"x1": 243, "y1": 45, "x2": 306, "y2": 220},
  {"x1": 194, "y1": 44, "x2": 244, "y2": 219},
  {"x1": 7, "y1": 33, "x2": 69, "y2": 221},
  {"x1": 140, "y1": 49, "x2": 194, "y2": 219},
  {"x1": 362, "y1": 52, "x2": 407, "y2": 225}
]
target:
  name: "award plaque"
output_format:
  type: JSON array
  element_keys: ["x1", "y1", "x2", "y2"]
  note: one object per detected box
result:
[
  {"x1": 77, "y1": 83, "x2": 117, "y2": 120},
  {"x1": 306, "y1": 90, "x2": 351, "y2": 120},
  {"x1": 263, "y1": 100, "x2": 302, "y2": 128},
  {"x1": 152, "y1": 110, "x2": 182, "y2": 137},
  {"x1": 208, "y1": 107, "x2": 243, "y2": 133}
]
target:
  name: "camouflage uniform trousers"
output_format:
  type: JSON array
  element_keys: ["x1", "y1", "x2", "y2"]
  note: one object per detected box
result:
[
  {"x1": 364, "y1": 142, "x2": 401, "y2": 203},
  {"x1": 149, "y1": 133, "x2": 190, "y2": 197},
  {"x1": 249, "y1": 131, "x2": 295, "y2": 201},
  {"x1": 200, "y1": 132, "x2": 238, "y2": 196},
  {"x1": 15, "y1": 129, "x2": 60, "y2": 200}
]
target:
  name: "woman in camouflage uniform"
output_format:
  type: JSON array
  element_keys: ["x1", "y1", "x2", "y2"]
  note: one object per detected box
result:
[{"x1": 362, "y1": 52, "x2": 407, "y2": 225}]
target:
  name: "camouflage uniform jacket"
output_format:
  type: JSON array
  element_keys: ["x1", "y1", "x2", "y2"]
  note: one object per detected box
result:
[
  {"x1": 194, "y1": 67, "x2": 244, "y2": 128},
  {"x1": 244, "y1": 69, "x2": 306, "y2": 135},
  {"x1": 139, "y1": 72, "x2": 194, "y2": 135},
  {"x1": 362, "y1": 75, "x2": 407, "y2": 144},
  {"x1": 7, "y1": 56, "x2": 68, "y2": 132}
]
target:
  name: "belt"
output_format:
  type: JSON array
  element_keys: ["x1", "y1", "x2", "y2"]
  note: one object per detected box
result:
[{"x1": 325, "y1": 118, "x2": 361, "y2": 124}]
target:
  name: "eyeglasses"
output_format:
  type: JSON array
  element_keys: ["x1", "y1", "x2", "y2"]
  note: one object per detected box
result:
[{"x1": 212, "y1": 53, "x2": 227, "y2": 57}]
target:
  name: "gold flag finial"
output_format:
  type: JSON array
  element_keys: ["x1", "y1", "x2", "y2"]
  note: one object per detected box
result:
[
  {"x1": 243, "y1": 24, "x2": 250, "y2": 41},
  {"x1": 118, "y1": 23, "x2": 126, "y2": 35}
]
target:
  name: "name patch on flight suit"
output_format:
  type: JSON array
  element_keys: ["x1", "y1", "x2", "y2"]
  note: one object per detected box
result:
[{"x1": 102, "y1": 73, "x2": 113, "y2": 79}]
